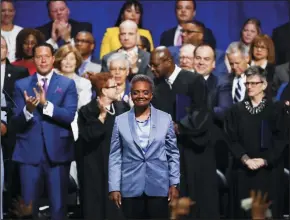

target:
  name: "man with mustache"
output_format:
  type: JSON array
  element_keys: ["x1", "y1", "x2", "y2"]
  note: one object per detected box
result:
[{"x1": 37, "y1": 0, "x2": 92, "y2": 50}]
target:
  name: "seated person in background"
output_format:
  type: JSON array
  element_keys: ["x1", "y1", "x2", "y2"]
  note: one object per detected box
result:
[
  {"x1": 225, "y1": 18, "x2": 261, "y2": 73},
  {"x1": 1, "y1": 0, "x2": 23, "y2": 62},
  {"x1": 137, "y1": 35, "x2": 151, "y2": 53},
  {"x1": 12, "y1": 28, "x2": 45, "y2": 75},
  {"x1": 273, "y1": 61, "x2": 289, "y2": 90},
  {"x1": 249, "y1": 34, "x2": 276, "y2": 98},
  {"x1": 101, "y1": 20, "x2": 153, "y2": 80},
  {"x1": 168, "y1": 20, "x2": 227, "y2": 77},
  {"x1": 100, "y1": 0, "x2": 154, "y2": 59},
  {"x1": 160, "y1": 0, "x2": 216, "y2": 49},
  {"x1": 75, "y1": 31, "x2": 101, "y2": 76},
  {"x1": 179, "y1": 44, "x2": 195, "y2": 72},
  {"x1": 107, "y1": 52, "x2": 132, "y2": 105},
  {"x1": 37, "y1": 0, "x2": 92, "y2": 50}
]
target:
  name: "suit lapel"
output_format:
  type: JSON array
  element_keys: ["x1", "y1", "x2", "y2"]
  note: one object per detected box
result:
[
  {"x1": 147, "y1": 105, "x2": 157, "y2": 147},
  {"x1": 46, "y1": 72, "x2": 60, "y2": 101},
  {"x1": 128, "y1": 108, "x2": 145, "y2": 157},
  {"x1": 137, "y1": 49, "x2": 144, "y2": 69}
]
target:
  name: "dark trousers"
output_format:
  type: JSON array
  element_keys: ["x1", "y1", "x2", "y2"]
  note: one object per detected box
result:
[{"x1": 122, "y1": 193, "x2": 169, "y2": 219}]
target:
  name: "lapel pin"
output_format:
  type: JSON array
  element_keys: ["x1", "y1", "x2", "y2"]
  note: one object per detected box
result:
[{"x1": 8, "y1": 73, "x2": 11, "y2": 77}]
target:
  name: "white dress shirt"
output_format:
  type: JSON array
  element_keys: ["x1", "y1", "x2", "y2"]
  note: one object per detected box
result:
[
  {"x1": 174, "y1": 25, "x2": 182, "y2": 46},
  {"x1": 23, "y1": 70, "x2": 54, "y2": 121},
  {"x1": 1, "y1": 64, "x2": 6, "y2": 93},
  {"x1": 167, "y1": 65, "x2": 182, "y2": 86},
  {"x1": 250, "y1": 60, "x2": 268, "y2": 69}
]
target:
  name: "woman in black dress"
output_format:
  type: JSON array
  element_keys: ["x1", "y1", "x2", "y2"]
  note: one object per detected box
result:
[
  {"x1": 225, "y1": 66, "x2": 289, "y2": 218},
  {"x1": 77, "y1": 72, "x2": 130, "y2": 220}
]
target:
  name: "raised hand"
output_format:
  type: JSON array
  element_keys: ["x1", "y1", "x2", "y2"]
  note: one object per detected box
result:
[
  {"x1": 58, "y1": 22, "x2": 71, "y2": 42},
  {"x1": 97, "y1": 96, "x2": 107, "y2": 123},
  {"x1": 33, "y1": 82, "x2": 47, "y2": 105},
  {"x1": 24, "y1": 90, "x2": 39, "y2": 113},
  {"x1": 250, "y1": 190, "x2": 271, "y2": 220},
  {"x1": 51, "y1": 20, "x2": 59, "y2": 42}
]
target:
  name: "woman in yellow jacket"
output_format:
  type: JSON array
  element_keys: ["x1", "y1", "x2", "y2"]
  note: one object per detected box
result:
[{"x1": 100, "y1": 0, "x2": 154, "y2": 59}]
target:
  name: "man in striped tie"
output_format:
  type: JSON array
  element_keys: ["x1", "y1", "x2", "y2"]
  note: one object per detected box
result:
[{"x1": 226, "y1": 42, "x2": 249, "y2": 103}]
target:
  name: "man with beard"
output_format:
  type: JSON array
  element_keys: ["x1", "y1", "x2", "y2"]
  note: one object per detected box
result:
[{"x1": 150, "y1": 46, "x2": 220, "y2": 219}]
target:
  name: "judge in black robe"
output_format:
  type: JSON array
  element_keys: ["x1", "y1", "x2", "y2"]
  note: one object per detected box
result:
[
  {"x1": 225, "y1": 66, "x2": 288, "y2": 218},
  {"x1": 150, "y1": 47, "x2": 219, "y2": 219},
  {"x1": 77, "y1": 73, "x2": 130, "y2": 220}
]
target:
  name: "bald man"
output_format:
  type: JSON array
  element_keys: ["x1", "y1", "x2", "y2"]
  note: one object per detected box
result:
[
  {"x1": 150, "y1": 46, "x2": 220, "y2": 218},
  {"x1": 75, "y1": 31, "x2": 101, "y2": 75},
  {"x1": 101, "y1": 20, "x2": 153, "y2": 80}
]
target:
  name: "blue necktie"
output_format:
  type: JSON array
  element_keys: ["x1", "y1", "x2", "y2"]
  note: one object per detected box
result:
[{"x1": 234, "y1": 78, "x2": 242, "y2": 103}]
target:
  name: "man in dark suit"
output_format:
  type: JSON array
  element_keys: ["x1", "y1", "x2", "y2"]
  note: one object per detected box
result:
[
  {"x1": 168, "y1": 20, "x2": 227, "y2": 77},
  {"x1": 11, "y1": 43, "x2": 78, "y2": 220},
  {"x1": 75, "y1": 31, "x2": 101, "y2": 76},
  {"x1": 36, "y1": 0, "x2": 92, "y2": 50},
  {"x1": 1, "y1": 36, "x2": 29, "y2": 213},
  {"x1": 160, "y1": 0, "x2": 216, "y2": 49},
  {"x1": 101, "y1": 20, "x2": 153, "y2": 80},
  {"x1": 273, "y1": 61, "x2": 289, "y2": 91}
]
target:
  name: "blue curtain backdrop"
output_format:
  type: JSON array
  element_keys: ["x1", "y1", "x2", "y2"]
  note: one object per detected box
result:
[{"x1": 14, "y1": 1, "x2": 289, "y2": 59}]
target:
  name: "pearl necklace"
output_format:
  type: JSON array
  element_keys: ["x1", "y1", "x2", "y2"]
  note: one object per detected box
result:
[{"x1": 105, "y1": 104, "x2": 115, "y2": 115}]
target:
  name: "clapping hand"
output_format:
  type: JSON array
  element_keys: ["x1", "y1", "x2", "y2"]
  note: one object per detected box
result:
[
  {"x1": 33, "y1": 82, "x2": 47, "y2": 105},
  {"x1": 97, "y1": 96, "x2": 107, "y2": 123},
  {"x1": 24, "y1": 90, "x2": 39, "y2": 113}
]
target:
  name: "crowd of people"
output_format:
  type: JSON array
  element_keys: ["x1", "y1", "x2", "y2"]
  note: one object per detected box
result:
[{"x1": 1, "y1": 0, "x2": 290, "y2": 219}]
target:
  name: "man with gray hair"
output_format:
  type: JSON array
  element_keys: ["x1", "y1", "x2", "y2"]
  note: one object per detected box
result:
[
  {"x1": 101, "y1": 20, "x2": 153, "y2": 80},
  {"x1": 179, "y1": 44, "x2": 196, "y2": 72},
  {"x1": 226, "y1": 41, "x2": 250, "y2": 103}
]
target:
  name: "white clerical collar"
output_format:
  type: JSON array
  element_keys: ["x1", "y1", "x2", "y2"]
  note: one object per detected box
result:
[
  {"x1": 167, "y1": 65, "x2": 181, "y2": 85},
  {"x1": 250, "y1": 60, "x2": 268, "y2": 69},
  {"x1": 204, "y1": 75, "x2": 210, "y2": 80}
]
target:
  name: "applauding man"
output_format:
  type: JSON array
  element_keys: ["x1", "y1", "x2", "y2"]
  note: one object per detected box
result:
[
  {"x1": 11, "y1": 43, "x2": 78, "y2": 220},
  {"x1": 37, "y1": 0, "x2": 92, "y2": 50}
]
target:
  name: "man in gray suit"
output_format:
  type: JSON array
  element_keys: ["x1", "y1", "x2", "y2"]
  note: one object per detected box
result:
[
  {"x1": 109, "y1": 75, "x2": 180, "y2": 219},
  {"x1": 75, "y1": 31, "x2": 101, "y2": 76},
  {"x1": 273, "y1": 61, "x2": 289, "y2": 92},
  {"x1": 101, "y1": 20, "x2": 153, "y2": 80}
]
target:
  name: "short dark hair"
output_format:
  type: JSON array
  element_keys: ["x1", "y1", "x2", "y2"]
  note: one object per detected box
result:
[
  {"x1": 130, "y1": 75, "x2": 154, "y2": 93},
  {"x1": 15, "y1": 28, "x2": 46, "y2": 60},
  {"x1": 139, "y1": 36, "x2": 151, "y2": 52},
  {"x1": 175, "y1": 0, "x2": 196, "y2": 11},
  {"x1": 32, "y1": 43, "x2": 55, "y2": 57},
  {"x1": 184, "y1": 20, "x2": 205, "y2": 35},
  {"x1": 194, "y1": 43, "x2": 216, "y2": 60},
  {"x1": 90, "y1": 72, "x2": 114, "y2": 96},
  {"x1": 114, "y1": 0, "x2": 144, "y2": 28},
  {"x1": 46, "y1": 0, "x2": 67, "y2": 9}
]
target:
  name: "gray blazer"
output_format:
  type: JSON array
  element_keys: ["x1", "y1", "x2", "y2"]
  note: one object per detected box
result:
[
  {"x1": 108, "y1": 105, "x2": 180, "y2": 197},
  {"x1": 273, "y1": 62, "x2": 289, "y2": 90},
  {"x1": 101, "y1": 48, "x2": 153, "y2": 78}
]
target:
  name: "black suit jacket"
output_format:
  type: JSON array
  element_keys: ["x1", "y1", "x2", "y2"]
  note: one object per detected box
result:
[
  {"x1": 160, "y1": 26, "x2": 216, "y2": 49},
  {"x1": 272, "y1": 22, "x2": 290, "y2": 65},
  {"x1": 36, "y1": 19, "x2": 92, "y2": 41},
  {"x1": 3, "y1": 59, "x2": 29, "y2": 107}
]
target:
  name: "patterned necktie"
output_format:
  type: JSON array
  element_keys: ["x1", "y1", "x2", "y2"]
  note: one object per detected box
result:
[
  {"x1": 234, "y1": 77, "x2": 242, "y2": 103},
  {"x1": 42, "y1": 78, "x2": 48, "y2": 93}
]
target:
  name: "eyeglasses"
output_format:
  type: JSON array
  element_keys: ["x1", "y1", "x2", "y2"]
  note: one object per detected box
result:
[
  {"x1": 180, "y1": 29, "x2": 202, "y2": 34},
  {"x1": 253, "y1": 45, "x2": 267, "y2": 51},
  {"x1": 109, "y1": 67, "x2": 127, "y2": 72},
  {"x1": 244, "y1": 81, "x2": 263, "y2": 87},
  {"x1": 75, "y1": 39, "x2": 93, "y2": 44}
]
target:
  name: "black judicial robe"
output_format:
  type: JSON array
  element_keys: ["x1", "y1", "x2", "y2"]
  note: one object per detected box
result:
[
  {"x1": 77, "y1": 100, "x2": 129, "y2": 220},
  {"x1": 152, "y1": 70, "x2": 220, "y2": 219},
  {"x1": 225, "y1": 99, "x2": 288, "y2": 218}
]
